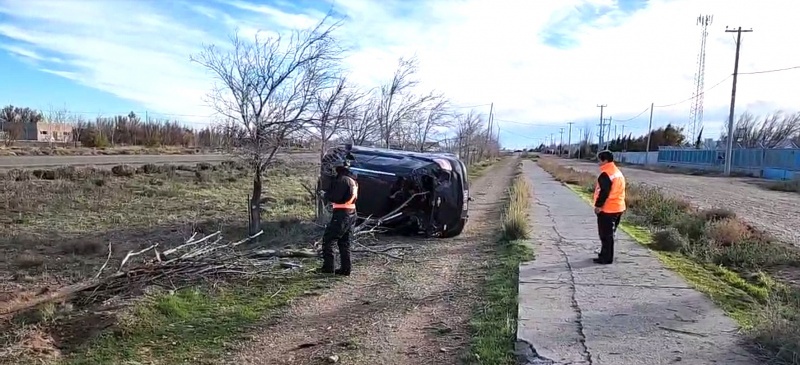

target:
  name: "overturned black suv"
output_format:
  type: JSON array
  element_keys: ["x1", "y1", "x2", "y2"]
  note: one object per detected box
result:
[{"x1": 319, "y1": 144, "x2": 470, "y2": 238}]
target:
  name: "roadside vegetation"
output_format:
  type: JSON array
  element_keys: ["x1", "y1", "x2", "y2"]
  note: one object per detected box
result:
[
  {"x1": 469, "y1": 161, "x2": 533, "y2": 364},
  {"x1": 469, "y1": 157, "x2": 501, "y2": 181},
  {"x1": 537, "y1": 156, "x2": 800, "y2": 364},
  {"x1": 766, "y1": 178, "x2": 800, "y2": 194},
  {"x1": 0, "y1": 145, "x2": 210, "y2": 156},
  {"x1": 0, "y1": 160, "x2": 324, "y2": 364}
]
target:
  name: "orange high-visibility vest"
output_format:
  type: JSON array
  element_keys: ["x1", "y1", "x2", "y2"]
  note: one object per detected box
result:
[
  {"x1": 593, "y1": 162, "x2": 626, "y2": 213},
  {"x1": 331, "y1": 176, "x2": 358, "y2": 210}
]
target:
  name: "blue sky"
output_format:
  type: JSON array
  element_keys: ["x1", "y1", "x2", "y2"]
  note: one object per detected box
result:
[{"x1": 1, "y1": 0, "x2": 799, "y2": 149}]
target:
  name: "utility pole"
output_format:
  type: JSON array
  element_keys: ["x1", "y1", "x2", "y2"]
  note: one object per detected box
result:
[
  {"x1": 567, "y1": 122, "x2": 574, "y2": 158},
  {"x1": 645, "y1": 102, "x2": 654, "y2": 164},
  {"x1": 723, "y1": 26, "x2": 752, "y2": 176},
  {"x1": 559, "y1": 127, "x2": 565, "y2": 156},
  {"x1": 599, "y1": 117, "x2": 611, "y2": 150},
  {"x1": 597, "y1": 104, "x2": 607, "y2": 150},
  {"x1": 607, "y1": 116, "x2": 613, "y2": 150},
  {"x1": 485, "y1": 102, "x2": 494, "y2": 157}
]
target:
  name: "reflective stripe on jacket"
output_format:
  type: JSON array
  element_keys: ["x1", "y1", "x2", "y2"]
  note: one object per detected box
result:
[
  {"x1": 593, "y1": 162, "x2": 626, "y2": 213},
  {"x1": 331, "y1": 176, "x2": 358, "y2": 210}
]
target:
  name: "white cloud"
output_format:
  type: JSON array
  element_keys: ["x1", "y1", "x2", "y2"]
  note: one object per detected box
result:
[{"x1": 0, "y1": 0, "x2": 799, "y2": 146}]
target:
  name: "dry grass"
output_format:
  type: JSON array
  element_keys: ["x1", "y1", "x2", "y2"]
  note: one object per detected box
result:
[
  {"x1": 0, "y1": 158, "x2": 321, "y2": 364},
  {"x1": 0, "y1": 145, "x2": 209, "y2": 157},
  {"x1": 501, "y1": 163, "x2": 532, "y2": 241},
  {"x1": 767, "y1": 178, "x2": 800, "y2": 194},
  {"x1": 705, "y1": 218, "x2": 753, "y2": 247},
  {"x1": 537, "y1": 156, "x2": 800, "y2": 364},
  {"x1": 1, "y1": 161, "x2": 316, "y2": 278}
]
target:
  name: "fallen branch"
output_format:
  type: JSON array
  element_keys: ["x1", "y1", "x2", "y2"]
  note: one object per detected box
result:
[
  {"x1": 94, "y1": 242, "x2": 113, "y2": 279},
  {"x1": 0, "y1": 230, "x2": 298, "y2": 316},
  {"x1": 352, "y1": 242, "x2": 411, "y2": 260},
  {"x1": 118, "y1": 244, "x2": 159, "y2": 271}
]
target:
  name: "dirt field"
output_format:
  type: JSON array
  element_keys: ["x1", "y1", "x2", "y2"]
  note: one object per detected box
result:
[
  {"x1": 0, "y1": 159, "x2": 321, "y2": 363},
  {"x1": 228, "y1": 157, "x2": 516, "y2": 365},
  {"x1": 0, "y1": 152, "x2": 317, "y2": 169},
  {"x1": 551, "y1": 157, "x2": 800, "y2": 246}
]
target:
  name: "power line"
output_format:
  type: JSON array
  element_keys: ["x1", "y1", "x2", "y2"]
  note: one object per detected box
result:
[
  {"x1": 613, "y1": 107, "x2": 650, "y2": 122},
  {"x1": 739, "y1": 65, "x2": 800, "y2": 75},
  {"x1": 654, "y1": 75, "x2": 731, "y2": 108}
]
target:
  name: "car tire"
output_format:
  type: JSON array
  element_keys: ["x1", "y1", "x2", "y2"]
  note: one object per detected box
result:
[{"x1": 441, "y1": 218, "x2": 467, "y2": 238}]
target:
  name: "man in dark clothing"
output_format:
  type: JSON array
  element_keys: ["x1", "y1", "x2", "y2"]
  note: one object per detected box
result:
[
  {"x1": 319, "y1": 159, "x2": 358, "y2": 276},
  {"x1": 592, "y1": 150, "x2": 626, "y2": 264}
]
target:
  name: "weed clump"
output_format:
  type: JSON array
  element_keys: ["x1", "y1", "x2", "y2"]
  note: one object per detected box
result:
[{"x1": 502, "y1": 168, "x2": 531, "y2": 241}]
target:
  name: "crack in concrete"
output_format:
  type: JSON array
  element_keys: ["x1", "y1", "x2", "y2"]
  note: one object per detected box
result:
[{"x1": 535, "y1": 196, "x2": 594, "y2": 365}]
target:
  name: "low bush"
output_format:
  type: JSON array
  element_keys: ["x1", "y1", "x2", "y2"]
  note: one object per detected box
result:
[{"x1": 651, "y1": 228, "x2": 687, "y2": 252}]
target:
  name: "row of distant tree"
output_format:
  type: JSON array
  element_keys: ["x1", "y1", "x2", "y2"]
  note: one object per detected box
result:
[
  {"x1": 0, "y1": 93, "x2": 498, "y2": 158},
  {"x1": 537, "y1": 111, "x2": 800, "y2": 155}
]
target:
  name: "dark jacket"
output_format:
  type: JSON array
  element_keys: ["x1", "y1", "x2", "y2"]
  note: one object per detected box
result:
[
  {"x1": 328, "y1": 170, "x2": 358, "y2": 207},
  {"x1": 594, "y1": 172, "x2": 612, "y2": 209}
]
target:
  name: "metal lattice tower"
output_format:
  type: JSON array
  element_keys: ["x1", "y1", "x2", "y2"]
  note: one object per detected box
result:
[{"x1": 689, "y1": 14, "x2": 713, "y2": 143}]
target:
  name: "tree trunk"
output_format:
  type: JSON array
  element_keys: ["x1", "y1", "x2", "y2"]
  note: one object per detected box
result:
[{"x1": 248, "y1": 167, "x2": 262, "y2": 238}]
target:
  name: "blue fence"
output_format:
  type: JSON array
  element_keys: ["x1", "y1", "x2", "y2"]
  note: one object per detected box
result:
[{"x1": 656, "y1": 148, "x2": 800, "y2": 180}]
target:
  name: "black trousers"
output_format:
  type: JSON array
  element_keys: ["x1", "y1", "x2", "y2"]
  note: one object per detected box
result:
[
  {"x1": 321, "y1": 209, "x2": 355, "y2": 273},
  {"x1": 597, "y1": 211, "x2": 623, "y2": 263}
]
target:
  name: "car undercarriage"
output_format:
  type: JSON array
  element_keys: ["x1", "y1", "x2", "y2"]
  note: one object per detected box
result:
[{"x1": 319, "y1": 144, "x2": 470, "y2": 238}]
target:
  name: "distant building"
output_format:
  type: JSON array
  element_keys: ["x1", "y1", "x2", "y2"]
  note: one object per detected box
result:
[
  {"x1": 32, "y1": 122, "x2": 73, "y2": 142},
  {"x1": 0, "y1": 121, "x2": 72, "y2": 142}
]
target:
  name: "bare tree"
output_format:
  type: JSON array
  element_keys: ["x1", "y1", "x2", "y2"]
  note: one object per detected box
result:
[
  {"x1": 408, "y1": 96, "x2": 449, "y2": 152},
  {"x1": 341, "y1": 94, "x2": 380, "y2": 146},
  {"x1": 724, "y1": 111, "x2": 800, "y2": 148},
  {"x1": 68, "y1": 114, "x2": 86, "y2": 147},
  {"x1": 377, "y1": 57, "x2": 435, "y2": 148},
  {"x1": 191, "y1": 16, "x2": 343, "y2": 235},
  {"x1": 310, "y1": 75, "x2": 362, "y2": 161},
  {"x1": 47, "y1": 105, "x2": 70, "y2": 145},
  {"x1": 580, "y1": 124, "x2": 593, "y2": 158},
  {"x1": 453, "y1": 110, "x2": 484, "y2": 165}
]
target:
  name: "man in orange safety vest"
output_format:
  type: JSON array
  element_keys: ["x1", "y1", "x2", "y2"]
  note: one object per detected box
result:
[
  {"x1": 592, "y1": 150, "x2": 626, "y2": 264},
  {"x1": 318, "y1": 159, "x2": 358, "y2": 276}
]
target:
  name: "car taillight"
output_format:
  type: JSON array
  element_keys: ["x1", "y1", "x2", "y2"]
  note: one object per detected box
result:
[{"x1": 433, "y1": 158, "x2": 452, "y2": 171}]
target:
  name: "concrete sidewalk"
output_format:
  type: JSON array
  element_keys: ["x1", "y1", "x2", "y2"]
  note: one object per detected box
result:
[{"x1": 516, "y1": 161, "x2": 759, "y2": 365}]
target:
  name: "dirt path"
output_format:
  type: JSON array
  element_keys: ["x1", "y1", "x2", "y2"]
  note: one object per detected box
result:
[
  {"x1": 552, "y1": 158, "x2": 800, "y2": 246},
  {"x1": 228, "y1": 157, "x2": 516, "y2": 365}
]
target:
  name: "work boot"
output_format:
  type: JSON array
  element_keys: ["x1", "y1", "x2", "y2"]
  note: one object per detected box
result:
[{"x1": 334, "y1": 268, "x2": 350, "y2": 276}]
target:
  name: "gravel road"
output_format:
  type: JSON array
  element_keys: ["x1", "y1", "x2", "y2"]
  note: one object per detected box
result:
[
  {"x1": 0, "y1": 153, "x2": 317, "y2": 169},
  {"x1": 552, "y1": 158, "x2": 800, "y2": 247}
]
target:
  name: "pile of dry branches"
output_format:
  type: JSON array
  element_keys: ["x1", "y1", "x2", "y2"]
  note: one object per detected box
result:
[
  {"x1": 0, "y1": 192, "x2": 427, "y2": 317},
  {"x1": 0, "y1": 230, "x2": 315, "y2": 317}
]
